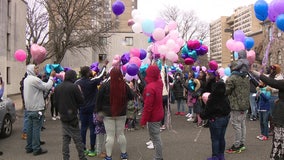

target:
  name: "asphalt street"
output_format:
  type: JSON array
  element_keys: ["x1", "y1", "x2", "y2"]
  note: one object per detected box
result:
[{"x1": 0, "y1": 94, "x2": 272, "y2": 160}]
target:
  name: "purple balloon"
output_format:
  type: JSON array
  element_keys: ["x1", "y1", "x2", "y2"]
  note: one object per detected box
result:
[
  {"x1": 192, "y1": 66, "x2": 196, "y2": 72},
  {"x1": 154, "y1": 17, "x2": 166, "y2": 29},
  {"x1": 139, "y1": 49, "x2": 147, "y2": 60},
  {"x1": 234, "y1": 30, "x2": 245, "y2": 42},
  {"x1": 121, "y1": 52, "x2": 130, "y2": 65},
  {"x1": 112, "y1": 0, "x2": 125, "y2": 16},
  {"x1": 127, "y1": 63, "x2": 139, "y2": 76}
]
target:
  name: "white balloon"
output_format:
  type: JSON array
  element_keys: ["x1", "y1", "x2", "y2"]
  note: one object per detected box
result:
[{"x1": 132, "y1": 23, "x2": 142, "y2": 33}]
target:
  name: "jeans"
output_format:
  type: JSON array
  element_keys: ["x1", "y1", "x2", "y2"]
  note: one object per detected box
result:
[
  {"x1": 80, "y1": 113, "x2": 96, "y2": 151},
  {"x1": 25, "y1": 111, "x2": 42, "y2": 153},
  {"x1": 103, "y1": 116, "x2": 127, "y2": 157},
  {"x1": 22, "y1": 110, "x2": 28, "y2": 133},
  {"x1": 230, "y1": 110, "x2": 247, "y2": 147},
  {"x1": 209, "y1": 116, "x2": 230, "y2": 157},
  {"x1": 249, "y1": 93, "x2": 257, "y2": 118},
  {"x1": 161, "y1": 95, "x2": 168, "y2": 125},
  {"x1": 259, "y1": 111, "x2": 269, "y2": 137},
  {"x1": 177, "y1": 99, "x2": 185, "y2": 112},
  {"x1": 61, "y1": 121, "x2": 86, "y2": 160},
  {"x1": 148, "y1": 122, "x2": 163, "y2": 160}
]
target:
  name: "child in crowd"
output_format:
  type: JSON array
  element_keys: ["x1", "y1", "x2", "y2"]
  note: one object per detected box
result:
[
  {"x1": 93, "y1": 113, "x2": 106, "y2": 158},
  {"x1": 126, "y1": 100, "x2": 137, "y2": 131},
  {"x1": 256, "y1": 81, "x2": 272, "y2": 141}
]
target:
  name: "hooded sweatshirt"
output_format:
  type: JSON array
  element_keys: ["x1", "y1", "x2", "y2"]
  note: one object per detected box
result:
[
  {"x1": 140, "y1": 65, "x2": 164, "y2": 126},
  {"x1": 24, "y1": 64, "x2": 53, "y2": 111}
]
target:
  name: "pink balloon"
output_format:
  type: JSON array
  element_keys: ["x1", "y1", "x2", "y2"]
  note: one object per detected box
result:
[
  {"x1": 226, "y1": 39, "x2": 235, "y2": 51},
  {"x1": 218, "y1": 68, "x2": 225, "y2": 77},
  {"x1": 30, "y1": 44, "x2": 47, "y2": 64},
  {"x1": 129, "y1": 57, "x2": 141, "y2": 67},
  {"x1": 167, "y1": 21, "x2": 177, "y2": 31},
  {"x1": 122, "y1": 64, "x2": 127, "y2": 73},
  {"x1": 56, "y1": 71, "x2": 65, "y2": 80},
  {"x1": 184, "y1": 57, "x2": 195, "y2": 65},
  {"x1": 233, "y1": 41, "x2": 245, "y2": 52},
  {"x1": 196, "y1": 66, "x2": 200, "y2": 72},
  {"x1": 209, "y1": 60, "x2": 218, "y2": 71},
  {"x1": 202, "y1": 92, "x2": 211, "y2": 104},
  {"x1": 130, "y1": 48, "x2": 140, "y2": 57},
  {"x1": 166, "y1": 51, "x2": 178, "y2": 62},
  {"x1": 247, "y1": 50, "x2": 256, "y2": 65},
  {"x1": 14, "y1": 49, "x2": 27, "y2": 62},
  {"x1": 158, "y1": 45, "x2": 169, "y2": 54},
  {"x1": 128, "y1": 19, "x2": 135, "y2": 26},
  {"x1": 152, "y1": 28, "x2": 165, "y2": 41},
  {"x1": 201, "y1": 66, "x2": 207, "y2": 72}
]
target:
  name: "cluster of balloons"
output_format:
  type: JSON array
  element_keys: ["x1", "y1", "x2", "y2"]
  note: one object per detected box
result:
[
  {"x1": 111, "y1": 0, "x2": 125, "y2": 16},
  {"x1": 14, "y1": 44, "x2": 47, "y2": 64},
  {"x1": 181, "y1": 40, "x2": 208, "y2": 65},
  {"x1": 254, "y1": 0, "x2": 284, "y2": 31},
  {"x1": 111, "y1": 47, "x2": 148, "y2": 81},
  {"x1": 226, "y1": 30, "x2": 255, "y2": 52},
  {"x1": 44, "y1": 64, "x2": 65, "y2": 86},
  {"x1": 128, "y1": 9, "x2": 185, "y2": 62}
]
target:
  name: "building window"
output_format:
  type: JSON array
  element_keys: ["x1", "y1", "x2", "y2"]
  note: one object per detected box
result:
[
  {"x1": 6, "y1": 67, "x2": 11, "y2": 85},
  {"x1": 125, "y1": 37, "x2": 133, "y2": 46},
  {"x1": 99, "y1": 37, "x2": 107, "y2": 46},
  {"x1": 98, "y1": 54, "x2": 107, "y2": 62}
]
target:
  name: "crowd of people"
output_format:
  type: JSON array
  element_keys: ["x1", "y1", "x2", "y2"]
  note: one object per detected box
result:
[{"x1": 7, "y1": 50, "x2": 283, "y2": 160}]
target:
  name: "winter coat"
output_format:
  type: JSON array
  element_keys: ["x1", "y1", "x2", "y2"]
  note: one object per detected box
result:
[
  {"x1": 140, "y1": 65, "x2": 164, "y2": 126},
  {"x1": 226, "y1": 71, "x2": 250, "y2": 111}
]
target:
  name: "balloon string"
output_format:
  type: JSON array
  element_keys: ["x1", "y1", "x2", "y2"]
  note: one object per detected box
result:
[
  {"x1": 261, "y1": 24, "x2": 275, "y2": 73},
  {"x1": 165, "y1": 69, "x2": 172, "y2": 130}
]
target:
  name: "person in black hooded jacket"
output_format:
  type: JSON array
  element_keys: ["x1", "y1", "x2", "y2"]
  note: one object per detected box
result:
[
  {"x1": 201, "y1": 81, "x2": 231, "y2": 160},
  {"x1": 54, "y1": 70, "x2": 87, "y2": 160}
]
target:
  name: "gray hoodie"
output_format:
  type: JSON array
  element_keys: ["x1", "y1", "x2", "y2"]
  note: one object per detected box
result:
[{"x1": 24, "y1": 64, "x2": 53, "y2": 111}]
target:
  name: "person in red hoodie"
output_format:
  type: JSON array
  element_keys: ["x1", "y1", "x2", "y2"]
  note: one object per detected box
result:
[{"x1": 140, "y1": 65, "x2": 164, "y2": 160}]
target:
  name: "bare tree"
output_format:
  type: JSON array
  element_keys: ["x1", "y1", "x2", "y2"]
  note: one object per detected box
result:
[
  {"x1": 25, "y1": 0, "x2": 114, "y2": 64},
  {"x1": 24, "y1": 0, "x2": 49, "y2": 64},
  {"x1": 159, "y1": 5, "x2": 209, "y2": 41},
  {"x1": 160, "y1": 5, "x2": 209, "y2": 67}
]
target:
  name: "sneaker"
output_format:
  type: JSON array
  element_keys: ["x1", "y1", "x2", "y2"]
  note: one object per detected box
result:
[
  {"x1": 84, "y1": 149, "x2": 89, "y2": 155},
  {"x1": 120, "y1": 152, "x2": 128, "y2": 160},
  {"x1": 146, "y1": 140, "x2": 153, "y2": 146},
  {"x1": 87, "y1": 150, "x2": 97, "y2": 157},
  {"x1": 179, "y1": 112, "x2": 186, "y2": 116},
  {"x1": 175, "y1": 112, "x2": 180, "y2": 115},
  {"x1": 21, "y1": 133, "x2": 27, "y2": 140},
  {"x1": 160, "y1": 125, "x2": 166, "y2": 130},
  {"x1": 187, "y1": 117, "x2": 194, "y2": 121},
  {"x1": 147, "y1": 143, "x2": 154, "y2": 149},
  {"x1": 104, "y1": 156, "x2": 112, "y2": 160},
  {"x1": 239, "y1": 144, "x2": 246, "y2": 151},
  {"x1": 226, "y1": 145, "x2": 242, "y2": 154},
  {"x1": 56, "y1": 116, "x2": 60, "y2": 120},
  {"x1": 259, "y1": 136, "x2": 268, "y2": 141},
  {"x1": 257, "y1": 135, "x2": 263, "y2": 140},
  {"x1": 52, "y1": 117, "x2": 56, "y2": 121},
  {"x1": 185, "y1": 113, "x2": 191, "y2": 117}
]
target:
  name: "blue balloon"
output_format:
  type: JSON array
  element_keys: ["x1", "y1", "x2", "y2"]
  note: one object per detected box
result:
[
  {"x1": 181, "y1": 44, "x2": 189, "y2": 54},
  {"x1": 276, "y1": 14, "x2": 284, "y2": 32},
  {"x1": 244, "y1": 37, "x2": 255, "y2": 50},
  {"x1": 188, "y1": 50, "x2": 198, "y2": 60},
  {"x1": 234, "y1": 52, "x2": 239, "y2": 60},
  {"x1": 188, "y1": 80, "x2": 195, "y2": 92},
  {"x1": 224, "y1": 67, "x2": 231, "y2": 76},
  {"x1": 254, "y1": 0, "x2": 268, "y2": 21}
]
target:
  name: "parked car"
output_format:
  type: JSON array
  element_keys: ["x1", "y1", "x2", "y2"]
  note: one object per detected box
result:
[{"x1": 0, "y1": 97, "x2": 16, "y2": 138}]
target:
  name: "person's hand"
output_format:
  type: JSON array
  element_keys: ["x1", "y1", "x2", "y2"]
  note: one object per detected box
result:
[
  {"x1": 103, "y1": 59, "x2": 109, "y2": 66},
  {"x1": 251, "y1": 70, "x2": 260, "y2": 78},
  {"x1": 50, "y1": 71, "x2": 56, "y2": 78},
  {"x1": 141, "y1": 125, "x2": 145, "y2": 129}
]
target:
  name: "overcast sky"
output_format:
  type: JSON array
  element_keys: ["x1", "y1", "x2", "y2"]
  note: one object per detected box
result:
[{"x1": 137, "y1": 0, "x2": 273, "y2": 23}]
